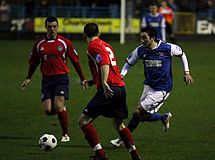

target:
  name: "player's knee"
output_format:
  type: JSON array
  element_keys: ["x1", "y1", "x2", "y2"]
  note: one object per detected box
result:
[
  {"x1": 112, "y1": 118, "x2": 125, "y2": 131},
  {"x1": 133, "y1": 107, "x2": 150, "y2": 122},
  {"x1": 139, "y1": 109, "x2": 150, "y2": 121},
  {"x1": 54, "y1": 103, "x2": 64, "y2": 112},
  {"x1": 78, "y1": 114, "x2": 91, "y2": 128}
]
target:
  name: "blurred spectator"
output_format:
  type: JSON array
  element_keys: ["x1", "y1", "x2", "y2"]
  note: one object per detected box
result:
[
  {"x1": 159, "y1": 0, "x2": 176, "y2": 43},
  {"x1": 25, "y1": 0, "x2": 35, "y2": 18},
  {"x1": 141, "y1": 1, "x2": 166, "y2": 41},
  {"x1": 207, "y1": 0, "x2": 215, "y2": 21},
  {"x1": 167, "y1": 0, "x2": 177, "y2": 11},
  {"x1": 109, "y1": 0, "x2": 119, "y2": 18},
  {"x1": 0, "y1": 0, "x2": 10, "y2": 31},
  {"x1": 38, "y1": 0, "x2": 50, "y2": 17},
  {"x1": 207, "y1": 0, "x2": 215, "y2": 9}
]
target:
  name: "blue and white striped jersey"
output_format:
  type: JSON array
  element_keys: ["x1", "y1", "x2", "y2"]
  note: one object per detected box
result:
[{"x1": 126, "y1": 40, "x2": 183, "y2": 92}]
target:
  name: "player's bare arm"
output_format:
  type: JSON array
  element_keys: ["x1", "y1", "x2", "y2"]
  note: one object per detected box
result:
[
  {"x1": 179, "y1": 52, "x2": 194, "y2": 85},
  {"x1": 101, "y1": 65, "x2": 114, "y2": 98}
]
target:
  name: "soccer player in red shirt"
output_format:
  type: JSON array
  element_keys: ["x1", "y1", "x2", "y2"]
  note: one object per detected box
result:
[
  {"x1": 78, "y1": 23, "x2": 142, "y2": 160},
  {"x1": 21, "y1": 16, "x2": 86, "y2": 142}
]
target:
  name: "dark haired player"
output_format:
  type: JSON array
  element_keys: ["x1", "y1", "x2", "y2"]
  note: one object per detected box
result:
[
  {"x1": 78, "y1": 23, "x2": 142, "y2": 160},
  {"x1": 110, "y1": 26, "x2": 194, "y2": 147},
  {"x1": 21, "y1": 16, "x2": 86, "y2": 142}
]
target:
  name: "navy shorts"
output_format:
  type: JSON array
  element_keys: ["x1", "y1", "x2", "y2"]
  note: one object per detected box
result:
[
  {"x1": 41, "y1": 74, "x2": 69, "y2": 102},
  {"x1": 83, "y1": 86, "x2": 128, "y2": 119}
]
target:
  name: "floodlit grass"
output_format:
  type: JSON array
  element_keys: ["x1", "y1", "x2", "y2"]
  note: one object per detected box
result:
[{"x1": 0, "y1": 39, "x2": 214, "y2": 160}]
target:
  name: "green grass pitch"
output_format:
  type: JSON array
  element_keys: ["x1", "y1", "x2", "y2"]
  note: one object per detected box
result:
[{"x1": 0, "y1": 39, "x2": 214, "y2": 160}]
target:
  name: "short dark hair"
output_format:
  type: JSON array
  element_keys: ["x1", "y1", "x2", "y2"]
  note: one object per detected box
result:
[
  {"x1": 84, "y1": 23, "x2": 99, "y2": 38},
  {"x1": 45, "y1": 16, "x2": 58, "y2": 25},
  {"x1": 141, "y1": 26, "x2": 157, "y2": 39},
  {"x1": 149, "y1": 0, "x2": 158, "y2": 6}
]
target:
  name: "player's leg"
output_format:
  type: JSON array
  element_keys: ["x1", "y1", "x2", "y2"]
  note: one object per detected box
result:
[
  {"x1": 110, "y1": 104, "x2": 149, "y2": 147},
  {"x1": 139, "y1": 87, "x2": 172, "y2": 131},
  {"x1": 53, "y1": 75, "x2": 70, "y2": 142},
  {"x1": 113, "y1": 119, "x2": 141, "y2": 160},
  {"x1": 78, "y1": 113, "x2": 107, "y2": 159},
  {"x1": 78, "y1": 89, "x2": 108, "y2": 159},
  {"x1": 110, "y1": 86, "x2": 172, "y2": 147},
  {"x1": 42, "y1": 99, "x2": 56, "y2": 115},
  {"x1": 54, "y1": 96, "x2": 70, "y2": 142},
  {"x1": 41, "y1": 77, "x2": 56, "y2": 115}
]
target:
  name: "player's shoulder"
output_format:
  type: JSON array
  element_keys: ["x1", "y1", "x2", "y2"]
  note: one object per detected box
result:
[
  {"x1": 57, "y1": 35, "x2": 74, "y2": 47},
  {"x1": 89, "y1": 38, "x2": 109, "y2": 51},
  {"x1": 162, "y1": 41, "x2": 183, "y2": 54},
  {"x1": 33, "y1": 36, "x2": 46, "y2": 49},
  {"x1": 57, "y1": 35, "x2": 70, "y2": 43},
  {"x1": 35, "y1": 36, "x2": 46, "y2": 44},
  {"x1": 134, "y1": 45, "x2": 146, "y2": 58},
  {"x1": 165, "y1": 42, "x2": 182, "y2": 50}
]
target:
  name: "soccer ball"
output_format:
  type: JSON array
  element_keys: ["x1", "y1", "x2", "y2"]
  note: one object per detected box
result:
[{"x1": 39, "y1": 134, "x2": 57, "y2": 151}]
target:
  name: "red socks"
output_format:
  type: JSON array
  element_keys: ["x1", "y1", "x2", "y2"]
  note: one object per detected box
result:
[
  {"x1": 58, "y1": 109, "x2": 68, "y2": 136},
  {"x1": 81, "y1": 123, "x2": 105, "y2": 157},
  {"x1": 119, "y1": 127, "x2": 139, "y2": 159}
]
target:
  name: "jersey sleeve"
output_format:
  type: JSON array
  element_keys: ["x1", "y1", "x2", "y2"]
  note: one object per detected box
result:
[
  {"x1": 67, "y1": 40, "x2": 85, "y2": 81},
  {"x1": 26, "y1": 42, "x2": 41, "y2": 79},
  {"x1": 126, "y1": 47, "x2": 140, "y2": 66},
  {"x1": 92, "y1": 44, "x2": 110, "y2": 67},
  {"x1": 66, "y1": 40, "x2": 79, "y2": 63},
  {"x1": 28, "y1": 42, "x2": 41, "y2": 65},
  {"x1": 169, "y1": 43, "x2": 183, "y2": 56}
]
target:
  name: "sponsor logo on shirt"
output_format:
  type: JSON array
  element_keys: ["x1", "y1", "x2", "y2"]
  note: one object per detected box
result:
[{"x1": 145, "y1": 60, "x2": 162, "y2": 67}]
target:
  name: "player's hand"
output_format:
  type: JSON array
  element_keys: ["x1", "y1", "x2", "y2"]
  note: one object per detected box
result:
[
  {"x1": 21, "y1": 79, "x2": 31, "y2": 90},
  {"x1": 80, "y1": 80, "x2": 88, "y2": 90},
  {"x1": 184, "y1": 74, "x2": 194, "y2": 85},
  {"x1": 102, "y1": 82, "x2": 114, "y2": 99},
  {"x1": 86, "y1": 79, "x2": 94, "y2": 87}
]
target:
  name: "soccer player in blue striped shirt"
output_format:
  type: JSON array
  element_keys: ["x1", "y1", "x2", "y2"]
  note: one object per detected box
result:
[{"x1": 110, "y1": 25, "x2": 194, "y2": 147}]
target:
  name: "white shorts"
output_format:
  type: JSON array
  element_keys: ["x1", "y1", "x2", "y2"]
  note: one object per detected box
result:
[{"x1": 139, "y1": 85, "x2": 170, "y2": 113}]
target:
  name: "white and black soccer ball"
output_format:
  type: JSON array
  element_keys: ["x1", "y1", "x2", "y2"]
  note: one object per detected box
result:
[{"x1": 39, "y1": 134, "x2": 57, "y2": 151}]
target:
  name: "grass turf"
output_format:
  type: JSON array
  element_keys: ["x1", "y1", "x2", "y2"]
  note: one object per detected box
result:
[{"x1": 0, "y1": 39, "x2": 214, "y2": 160}]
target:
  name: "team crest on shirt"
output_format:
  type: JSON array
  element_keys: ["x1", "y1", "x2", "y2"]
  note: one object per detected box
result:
[
  {"x1": 95, "y1": 54, "x2": 101, "y2": 63},
  {"x1": 58, "y1": 46, "x2": 63, "y2": 51}
]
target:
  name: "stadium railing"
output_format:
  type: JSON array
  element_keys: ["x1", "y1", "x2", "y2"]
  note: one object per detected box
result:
[{"x1": 10, "y1": 5, "x2": 120, "y2": 19}]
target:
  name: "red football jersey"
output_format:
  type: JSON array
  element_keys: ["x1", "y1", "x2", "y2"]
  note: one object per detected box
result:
[
  {"x1": 28, "y1": 35, "x2": 79, "y2": 76},
  {"x1": 87, "y1": 38, "x2": 125, "y2": 89}
]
